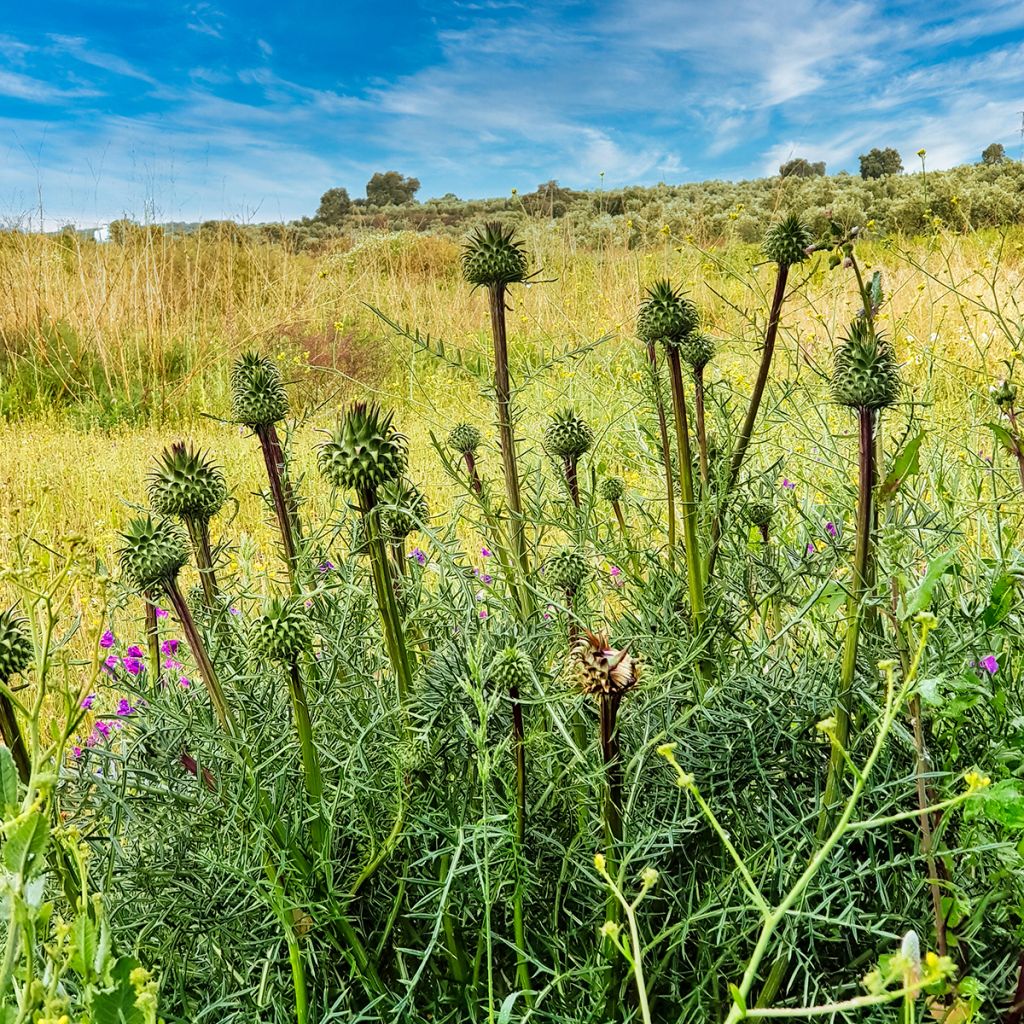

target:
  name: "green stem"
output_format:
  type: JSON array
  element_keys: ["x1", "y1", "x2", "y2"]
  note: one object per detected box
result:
[
  {"x1": 289, "y1": 662, "x2": 326, "y2": 852},
  {"x1": 0, "y1": 695, "x2": 30, "y2": 784},
  {"x1": 257, "y1": 423, "x2": 301, "y2": 587},
  {"x1": 184, "y1": 516, "x2": 218, "y2": 608},
  {"x1": 464, "y1": 450, "x2": 482, "y2": 495},
  {"x1": 694, "y1": 365, "x2": 709, "y2": 492},
  {"x1": 510, "y1": 683, "x2": 533, "y2": 1003},
  {"x1": 647, "y1": 341, "x2": 677, "y2": 565},
  {"x1": 144, "y1": 594, "x2": 161, "y2": 689},
  {"x1": 817, "y1": 406, "x2": 874, "y2": 839},
  {"x1": 707, "y1": 263, "x2": 790, "y2": 579}
]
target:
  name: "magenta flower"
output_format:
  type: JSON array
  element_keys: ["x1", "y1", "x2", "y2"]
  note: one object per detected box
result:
[
  {"x1": 155, "y1": 607, "x2": 168, "y2": 618},
  {"x1": 103, "y1": 655, "x2": 119, "y2": 672},
  {"x1": 480, "y1": 573, "x2": 492, "y2": 584},
  {"x1": 304, "y1": 599, "x2": 313, "y2": 609},
  {"x1": 161, "y1": 639, "x2": 179, "y2": 655},
  {"x1": 116, "y1": 698, "x2": 136, "y2": 716},
  {"x1": 481, "y1": 547, "x2": 492, "y2": 558},
  {"x1": 410, "y1": 547, "x2": 426, "y2": 565},
  {"x1": 825, "y1": 521, "x2": 838, "y2": 538},
  {"x1": 99, "y1": 630, "x2": 115, "y2": 649},
  {"x1": 980, "y1": 654, "x2": 999, "y2": 675},
  {"x1": 80, "y1": 693, "x2": 97, "y2": 710},
  {"x1": 163, "y1": 657, "x2": 182, "y2": 671},
  {"x1": 782, "y1": 479, "x2": 796, "y2": 490},
  {"x1": 125, "y1": 645, "x2": 144, "y2": 659},
  {"x1": 807, "y1": 542, "x2": 815, "y2": 555},
  {"x1": 123, "y1": 657, "x2": 143, "y2": 676},
  {"x1": 72, "y1": 746, "x2": 83, "y2": 758},
  {"x1": 229, "y1": 607, "x2": 240, "y2": 616},
  {"x1": 479, "y1": 608, "x2": 489, "y2": 619},
  {"x1": 179, "y1": 676, "x2": 191, "y2": 689},
  {"x1": 318, "y1": 560, "x2": 335, "y2": 573},
  {"x1": 94, "y1": 720, "x2": 111, "y2": 738}
]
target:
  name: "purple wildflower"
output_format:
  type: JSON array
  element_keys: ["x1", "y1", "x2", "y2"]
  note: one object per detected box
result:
[
  {"x1": 410, "y1": 547, "x2": 426, "y2": 565},
  {"x1": 123, "y1": 657, "x2": 143, "y2": 676},
  {"x1": 179, "y1": 676, "x2": 191, "y2": 689},
  {"x1": 103, "y1": 655, "x2": 119, "y2": 672},
  {"x1": 318, "y1": 560, "x2": 335, "y2": 573},
  {"x1": 94, "y1": 720, "x2": 111, "y2": 738},
  {"x1": 80, "y1": 693, "x2": 97, "y2": 710},
  {"x1": 72, "y1": 746, "x2": 83, "y2": 758},
  {"x1": 155, "y1": 607, "x2": 168, "y2": 618},
  {"x1": 479, "y1": 608, "x2": 488, "y2": 619},
  {"x1": 163, "y1": 657, "x2": 182, "y2": 671},
  {"x1": 99, "y1": 630, "x2": 115, "y2": 649},
  {"x1": 807, "y1": 542, "x2": 815, "y2": 555},
  {"x1": 481, "y1": 547, "x2": 492, "y2": 558},
  {"x1": 125, "y1": 645, "x2": 144, "y2": 659},
  {"x1": 229, "y1": 607, "x2": 240, "y2": 616},
  {"x1": 480, "y1": 573, "x2": 492, "y2": 584},
  {"x1": 161, "y1": 638, "x2": 179, "y2": 655},
  {"x1": 782, "y1": 478, "x2": 796, "y2": 490},
  {"x1": 116, "y1": 698, "x2": 136, "y2": 716},
  {"x1": 825, "y1": 521, "x2": 838, "y2": 538},
  {"x1": 980, "y1": 654, "x2": 999, "y2": 675}
]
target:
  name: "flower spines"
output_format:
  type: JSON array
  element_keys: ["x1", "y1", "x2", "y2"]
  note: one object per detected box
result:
[
  {"x1": 148, "y1": 442, "x2": 227, "y2": 521},
  {"x1": 230, "y1": 351, "x2": 289, "y2": 427},
  {"x1": 380, "y1": 479, "x2": 429, "y2": 541},
  {"x1": 762, "y1": 214, "x2": 814, "y2": 267},
  {"x1": 318, "y1": 403, "x2": 408, "y2": 496},
  {"x1": 118, "y1": 516, "x2": 189, "y2": 592},
  {"x1": 250, "y1": 597, "x2": 312, "y2": 664},
  {"x1": 461, "y1": 222, "x2": 528, "y2": 287},
  {"x1": 545, "y1": 549, "x2": 589, "y2": 594},
  {"x1": 574, "y1": 632, "x2": 638, "y2": 697},
  {"x1": 447, "y1": 422, "x2": 481, "y2": 456},
  {"x1": 677, "y1": 333, "x2": 715, "y2": 371},
  {"x1": 543, "y1": 408, "x2": 595, "y2": 462},
  {"x1": 831, "y1": 320, "x2": 901, "y2": 410},
  {"x1": 636, "y1": 280, "x2": 699, "y2": 347},
  {"x1": 599, "y1": 476, "x2": 625, "y2": 502},
  {"x1": 487, "y1": 648, "x2": 534, "y2": 692},
  {"x1": 0, "y1": 610, "x2": 32, "y2": 683}
]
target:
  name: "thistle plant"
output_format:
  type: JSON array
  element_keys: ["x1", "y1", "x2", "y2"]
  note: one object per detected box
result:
[
  {"x1": 380, "y1": 478, "x2": 428, "y2": 573},
  {"x1": 148, "y1": 442, "x2": 227, "y2": 608},
  {"x1": 638, "y1": 281, "x2": 707, "y2": 639},
  {"x1": 819, "y1": 315, "x2": 901, "y2": 834},
  {"x1": 0, "y1": 608, "x2": 32, "y2": 782},
  {"x1": 544, "y1": 407, "x2": 595, "y2": 508},
  {"x1": 487, "y1": 647, "x2": 535, "y2": 1001},
  {"x1": 745, "y1": 498, "x2": 773, "y2": 545},
  {"x1": 447, "y1": 422, "x2": 482, "y2": 494},
  {"x1": 599, "y1": 476, "x2": 628, "y2": 535},
  {"x1": 252, "y1": 598, "x2": 324, "y2": 849},
  {"x1": 708, "y1": 214, "x2": 814, "y2": 575},
  {"x1": 319, "y1": 402, "x2": 414, "y2": 709},
  {"x1": 461, "y1": 222, "x2": 532, "y2": 611},
  {"x1": 545, "y1": 547, "x2": 589, "y2": 647},
  {"x1": 677, "y1": 333, "x2": 715, "y2": 490},
  {"x1": 990, "y1": 378, "x2": 1024, "y2": 490},
  {"x1": 231, "y1": 351, "x2": 302, "y2": 583}
]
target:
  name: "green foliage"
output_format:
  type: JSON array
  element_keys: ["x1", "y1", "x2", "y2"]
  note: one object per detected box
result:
[
  {"x1": 982, "y1": 142, "x2": 1007, "y2": 165},
  {"x1": 859, "y1": 146, "x2": 904, "y2": 179},
  {"x1": 314, "y1": 186, "x2": 352, "y2": 224},
  {"x1": 779, "y1": 157, "x2": 826, "y2": 177},
  {"x1": 366, "y1": 170, "x2": 421, "y2": 206}
]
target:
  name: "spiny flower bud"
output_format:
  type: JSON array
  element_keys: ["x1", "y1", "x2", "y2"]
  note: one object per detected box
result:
[
  {"x1": 543, "y1": 408, "x2": 595, "y2": 461},
  {"x1": 831, "y1": 319, "x2": 901, "y2": 410},
  {"x1": 461, "y1": 222, "x2": 528, "y2": 287},
  {"x1": 118, "y1": 516, "x2": 189, "y2": 593},
  {"x1": 487, "y1": 648, "x2": 534, "y2": 691},
  {"x1": 991, "y1": 379, "x2": 1016, "y2": 408},
  {"x1": 574, "y1": 631, "x2": 638, "y2": 697},
  {"x1": 380, "y1": 479, "x2": 429, "y2": 541},
  {"x1": 230, "y1": 351, "x2": 289, "y2": 427},
  {"x1": 599, "y1": 477, "x2": 625, "y2": 503},
  {"x1": 447, "y1": 422, "x2": 481, "y2": 456},
  {"x1": 544, "y1": 549, "x2": 589, "y2": 594},
  {"x1": 676, "y1": 333, "x2": 715, "y2": 371},
  {"x1": 762, "y1": 214, "x2": 814, "y2": 267},
  {"x1": 636, "y1": 280, "x2": 699, "y2": 347},
  {"x1": 250, "y1": 597, "x2": 312, "y2": 664},
  {"x1": 0, "y1": 610, "x2": 32, "y2": 683},
  {"x1": 148, "y1": 442, "x2": 227, "y2": 521},
  {"x1": 318, "y1": 402, "x2": 408, "y2": 496},
  {"x1": 745, "y1": 500, "x2": 773, "y2": 529}
]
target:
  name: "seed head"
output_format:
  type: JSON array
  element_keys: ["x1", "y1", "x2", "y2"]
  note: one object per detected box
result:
[
  {"x1": 574, "y1": 631, "x2": 639, "y2": 697},
  {"x1": 148, "y1": 442, "x2": 227, "y2": 521},
  {"x1": 447, "y1": 422, "x2": 481, "y2": 456},
  {"x1": 0, "y1": 609, "x2": 32, "y2": 684},
  {"x1": 318, "y1": 402, "x2": 408, "y2": 496},
  {"x1": 543, "y1": 408, "x2": 595, "y2": 462},
  {"x1": 118, "y1": 516, "x2": 189, "y2": 593},
  {"x1": 250, "y1": 597, "x2": 312, "y2": 664},
  {"x1": 544, "y1": 548, "x2": 589, "y2": 594},
  {"x1": 230, "y1": 351, "x2": 289, "y2": 427},
  {"x1": 599, "y1": 476, "x2": 625, "y2": 503},
  {"x1": 461, "y1": 222, "x2": 528, "y2": 287},
  {"x1": 636, "y1": 279, "x2": 699, "y2": 348},
  {"x1": 831, "y1": 319, "x2": 901, "y2": 410},
  {"x1": 762, "y1": 214, "x2": 814, "y2": 267}
]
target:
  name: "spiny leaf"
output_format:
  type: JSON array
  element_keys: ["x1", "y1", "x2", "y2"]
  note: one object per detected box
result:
[{"x1": 877, "y1": 431, "x2": 925, "y2": 503}]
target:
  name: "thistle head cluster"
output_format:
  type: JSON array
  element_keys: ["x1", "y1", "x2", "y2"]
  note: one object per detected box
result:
[
  {"x1": 230, "y1": 351, "x2": 289, "y2": 427},
  {"x1": 990, "y1": 379, "x2": 1016, "y2": 408},
  {"x1": 148, "y1": 442, "x2": 227, "y2": 522},
  {"x1": 676, "y1": 333, "x2": 715, "y2": 371},
  {"x1": 574, "y1": 631, "x2": 638, "y2": 698},
  {"x1": 118, "y1": 516, "x2": 189, "y2": 592},
  {"x1": 250, "y1": 597, "x2": 312, "y2": 664},
  {"x1": 636, "y1": 280, "x2": 699, "y2": 349},
  {"x1": 447, "y1": 422, "x2": 481, "y2": 456},
  {"x1": 543, "y1": 408, "x2": 595, "y2": 462},
  {"x1": 461, "y1": 222, "x2": 528, "y2": 287},
  {"x1": 831, "y1": 319, "x2": 901, "y2": 410},
  {"x1": 0, "y1": 609, "x2": 32, "y2": 683},
  {"x1": 762, "y1": 214, "x2": 814, "y2": 267},
  {"x1": 318, "y1": 403, "x2": 408, "y2": 498},
  {"x1": 544, "y1": 548, "x2": 589, "y2": 594},
  {"x1": 745, "y1": 499, "x2": 773, "y2": 530},
  {"x1": 599, "y1": 476, "x2": 625, "y2": 503},
  {"x1": 380, "y1": 479, "x2": 429, "y2": 541},
  {"x1": 487, "y1": 647, "x2": 534, "y2": 692}
]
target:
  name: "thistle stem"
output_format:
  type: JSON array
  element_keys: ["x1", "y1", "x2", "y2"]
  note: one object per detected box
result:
[
  {"x1": 694, "y1": 365, "x2": 709, "y2": 492},
  {"x1": 289, "y1": 662, "x2": 326, "y2": 853},
  {"x1": 144, "y1": 593, "x2": 161, "y2": 688},
  {"x1": 612, "y1": 500, "x2": 628, "y2": 536},
  {"x1": 647, "y1": 341, "x2": 677, "y2": 565},
  {"x1": 1006, "y1": 407, "x2": 1024, "y2": 492},
  {"x1": 510, "y1": 682, "x2": 533, "y2": 1003},
  {"x1": 708, "y1": 263, "x2": 790, "y2": 578},
  {"x1": 0, "y1": 694, "x2": 30, "y2": 783},
  {"x1": 564, "y1": 457, "x2": 581, "y2": 508},
  {"x1": 256, "y1": 423, "x2": 301, "y2": 585},
  {"x1": 487, "y1": 283, "x2": 532, "y2": 614},
  {"x1": 817, "y1": 406, "x2": 874, "y2": 838},
  {"x1": 666, "y1": 349, "x2": 709, "y2": 663},
  {"x1": 184, "y1": 516, "x2": 218, "y2": 608},
  {"x1": 464, "y1": 450, "x2": 482, "y2": 494}
]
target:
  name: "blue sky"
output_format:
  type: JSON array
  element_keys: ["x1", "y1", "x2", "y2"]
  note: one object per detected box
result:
[{"x1": 2, "y1": 0, "x2": 1023, "y2": 227}]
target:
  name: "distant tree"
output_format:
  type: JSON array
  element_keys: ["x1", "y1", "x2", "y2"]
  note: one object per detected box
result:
[
  {"x1": 315, "y1": 187, "x2": 352, "y2": 224},
  {"x1": 522, "y1": 179, "x2": 577, "y2": 217},
  {"x1": 859, "y1": 148, "x2": 903, "y2": 179},
  {"x1": 366, "y1": 171, "x2": 420, "y2": 206},
  {"x1": 779, "y1": 158, "x2": 826, "y2": 178},
  {"x1": 108, "y1": 218, "x2": 138, "y2": 245},
  {"x1": 982, "y1": 142, "x2": 1007, "y2": 165}
]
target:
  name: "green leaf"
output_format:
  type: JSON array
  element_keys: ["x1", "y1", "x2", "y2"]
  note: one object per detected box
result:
[
  {"x1": 497, "y1": 993, "x2": 522, "y2": 1023},
  {"x1": 917, "y1": 676, "x2": 943, "y2": 707},
  {"x1": 729, "y1": 983, "x2": 747, "y2": 1014},
  {"x1": 986, "y1": 421, "x2": 1018, "y2": 455},
  {"x1": 88, "y1": 956, "x2": 147, "y2": 1024},
  {"x1": 0, "y1": 746, "x2": 18, "y2": 810},
  {"x1": 68, "y1": 911, "x2": 99, "y2": 980},
  {"x1": 3, "y1": 810, "x2": 48, "y2": 877},
  {"x1": 980, "y1": 780, "x2": 1024, "y2": 829},
  {"x1": 877, "y1": 431, "x2": 924, "y2": 503},
  {"x1": 900, "y1": 551, "x2": 957, "y2": 620}
]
